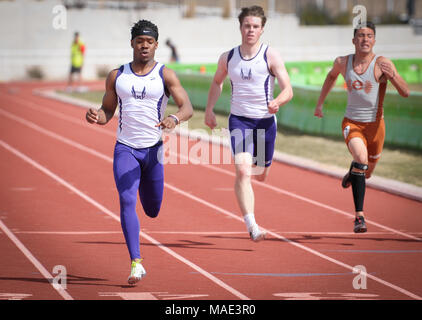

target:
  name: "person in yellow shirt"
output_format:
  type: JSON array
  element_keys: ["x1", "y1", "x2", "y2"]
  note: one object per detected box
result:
[{"x1": 67, "y1": 32, "x2": 85, "y2": 91}]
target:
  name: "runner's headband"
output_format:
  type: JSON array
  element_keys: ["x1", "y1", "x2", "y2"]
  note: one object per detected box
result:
[{"x1": 131, "y1": 27, "x2": 158, "y2": 41}]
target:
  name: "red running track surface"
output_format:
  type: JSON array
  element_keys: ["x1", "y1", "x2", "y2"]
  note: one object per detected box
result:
[{"x1": 0, "y1": 81, "x2": 421, "y2": 301}]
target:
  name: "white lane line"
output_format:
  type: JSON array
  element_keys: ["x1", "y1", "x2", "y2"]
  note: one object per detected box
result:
[
  {"x1": 163, "y1": 182, "x2": 422, "y2": 300},
  {"x1": 3, "y1": 100, "x2": 419, "y2": 243},
  {"x1": 0, "y1": 219, "x2": 73, "y2": 300},
  {"x1": 171, "y1": 149, "x2": 422, "y2": 242},
  {"x1": 12, "y1": 231, "x2": 122, "y2": 235},
  {"x1": 0, "y1": 140, "x2": 250, "y2": 301},
  {"x1": 2, "y1": 230, "x2": 414, "y2": 236},
  {"x1": 0, "y1": 109, "x2": 112, "y2": 163},
  {"x1": 2, "y1": 103, "x2": 422, "y2": 299}
]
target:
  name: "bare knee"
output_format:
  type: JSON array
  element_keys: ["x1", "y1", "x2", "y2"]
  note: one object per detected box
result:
[
  {"x1": 236, "y1": 165, "x2": 251, "y2": 183},
  {"x1": 235, "y1": 154, "x2": 252, "y2": 182}
]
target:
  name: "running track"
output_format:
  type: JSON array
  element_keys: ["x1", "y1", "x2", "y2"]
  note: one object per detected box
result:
[{"x1": 0, "y1": 81, "x2": 421, "y2": 301}]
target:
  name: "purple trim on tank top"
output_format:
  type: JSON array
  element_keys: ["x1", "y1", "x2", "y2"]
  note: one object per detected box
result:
[
  {"x1": 129, "y1": 62, "x2": 158, "y2": 77},
  {"x1": 114, "y1": 65, "x2": 124, "y2": 91},
  {"x1": 264, "y1": 75, "x2": 270, "y2": 106},
  {"x1": 227, "y1": 48, "x2": 235, "y2": 68},
  {"x1": 158, "y1": 64, "x2": 170, "y2": 98},
  {"x1": 238, "y1": 43, "x2": 263, "y2": 61},
  {"x1": 156, "y1": 94, "x2": 164, "y2": 123},
  {"x1": 263, "y1": 46, "x2": 275, "y2": 77},
  {"x1": 118, "y1": 97, "x2": 123, "y2": 132}
]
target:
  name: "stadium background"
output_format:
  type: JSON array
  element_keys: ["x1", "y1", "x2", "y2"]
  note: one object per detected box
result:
[{"x1": 1, "y1": 0, "x2": 421, "y2": 148}]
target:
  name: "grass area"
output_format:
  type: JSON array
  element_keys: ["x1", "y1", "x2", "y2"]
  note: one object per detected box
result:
[
  {"x1": 173, "y1": 73, "x2": 422, "y2": 150},
  {"x1": 59, "y1": 90, "x2": 422, "y2": 187}
]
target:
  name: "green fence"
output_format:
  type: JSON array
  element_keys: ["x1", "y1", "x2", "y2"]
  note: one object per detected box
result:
[
  {"x1": 168, "y1": 58, "x2": 422, "y2": 85},
  {"x1": 169, "y1": 60, "x2": 422, "y2": 150}
]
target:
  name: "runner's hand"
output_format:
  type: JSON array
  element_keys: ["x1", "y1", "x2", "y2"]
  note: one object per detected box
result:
[
  {"x1": 267, "y1": 100, "x2": 279, "y2": 114},
  {"x1": 156, "y1": 116, "x2": 177, "y2": 130},
  {"x1": 379, "y1": 62, "x2": 395, "y2": 80},
  {"x1": 86, "y1": 108, "x2": 99, "y2": 124},
  {"x1": 205, "y1": 110, "x2": 217, "y2": 130},
  {"x1": 314, "y1": 105, "x2": 324, "y2": 118}
]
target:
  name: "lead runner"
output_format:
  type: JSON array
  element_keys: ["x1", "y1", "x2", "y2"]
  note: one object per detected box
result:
[{"x1": 85, "y1": 19, "x2": 193, "y2": 285}]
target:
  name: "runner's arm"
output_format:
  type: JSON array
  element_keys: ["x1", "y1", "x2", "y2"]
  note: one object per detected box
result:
[
  {"x1": 85, "y1": 69, "x2": 118, "y2": 125},
  {"x1": 378, "y1": 57, "x2": 409, "y2": 98},
  {"x1": 205, "y1": 52, "x2": 228, "y2": 129},
  {"x1": 156, "y1": 67, "x2": 193, "y2": 129},
  {"x1": 267, "y1": 47, "x2": 293, "y2": 114},
  {"x1": 314, "y1": 56, "x2": 344, "y2": 118}
]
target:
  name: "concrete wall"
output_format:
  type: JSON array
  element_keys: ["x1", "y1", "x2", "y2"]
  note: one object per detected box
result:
[{"x1": 1, "y1": 0, "x2": 421, "y2": 81}]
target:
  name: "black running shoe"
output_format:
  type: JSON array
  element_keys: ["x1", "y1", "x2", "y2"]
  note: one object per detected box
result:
[{"x1": 354, "y1": 216, "x2": 367, "y2": 233}]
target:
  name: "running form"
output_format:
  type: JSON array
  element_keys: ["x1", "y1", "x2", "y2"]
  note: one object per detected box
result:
[
  {"x1": 314, "y1": 21, "x2": 409, "y2": 233},
  {"x1": 85, "y1": 20, "x2": 193, "y2": 285},
  {"x1": 205, "y1": 6, "x2": 293, "y2": 241}
]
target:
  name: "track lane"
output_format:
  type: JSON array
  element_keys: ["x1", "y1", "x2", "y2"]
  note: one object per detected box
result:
[{"x1": 0, "y1": 80, "x2": 422, "y2": 300}]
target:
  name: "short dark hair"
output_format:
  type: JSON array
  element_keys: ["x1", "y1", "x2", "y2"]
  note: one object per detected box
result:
[
  {"x1": 131, "y1": 19, "x2": 159, "y2": 41},
  {"x1": 354, "y1": 21, "x2": 376, "y2": 37},
  {"x1": 238, "y1": 5, "x2": 267, "y2": 27}
]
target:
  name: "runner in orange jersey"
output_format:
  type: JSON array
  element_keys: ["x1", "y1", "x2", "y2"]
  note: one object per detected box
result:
[{"x1": 314, "y1": 21, "x2": 409, "y2": 233}]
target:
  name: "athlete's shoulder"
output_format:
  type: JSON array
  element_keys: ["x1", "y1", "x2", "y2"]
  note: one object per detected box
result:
[
  {"x1": 161, "y1": 65, "x2": 181, "y2": 86},
  {"x1": 104, "y1": 68, "x2": 121, "y2": 91},
  {"x1": 215, "y1": 49, "x2": 236, "y2": 71},
  {"x1": 375, "y1": 55, "x2": 390, "y2": 64},
  {"x1": 107, "y1": 67, "x2": 120, "y2": 80},
  {"x1": 219, "y1": 48, "x2": 235, "y2": 62},
  {"x1": 334, "y1": 55, "x2": 349, "y2": 66},
  {"x1": 162, "y1": 65, "x2": 176, "y2": 77},
  {"x1": 265, "y1": 46, "x2": 284, "y2": 61}
]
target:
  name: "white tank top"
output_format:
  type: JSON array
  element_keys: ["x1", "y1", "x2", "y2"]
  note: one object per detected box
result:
[
  {"x1": 227, "y1": 44, "x2": 275, "y2": 119},
  {"x1": 345, "y1": 54, "x2": 383, "y2": 122},
  {"x1": 115, "y1": 62, "x2": 169, "y2": 149}
]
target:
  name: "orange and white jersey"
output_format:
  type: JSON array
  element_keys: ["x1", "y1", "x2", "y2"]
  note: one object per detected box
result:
[
  {"x1": 227, "y1": 43, "x2": 275, "y2": 119},
  {"x1": 115, "y1": 62, "x2": 168, "y2": 149},
  {"x1": 345, "y1": 54, "x2": 386, "y2": 123}
]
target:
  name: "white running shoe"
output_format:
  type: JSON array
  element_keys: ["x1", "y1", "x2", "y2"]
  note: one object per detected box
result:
[
  {"x1": 249, "y1": 226, "x2": 266, "y2": 242},
  {"x1": 128, "y1": 260, "x2": 146, "y2": 285}
]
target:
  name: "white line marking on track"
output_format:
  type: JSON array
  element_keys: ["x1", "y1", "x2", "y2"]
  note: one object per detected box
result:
[
  {"x1": 2, "y1": 102, "x2": 422, "y2": 299},
  {"x1": 172, "y1": 150, "x2": 422, "y2": 242},
  {"x1": 0, "y1": 140, "x2": 250, "y2": 301},
  {"x1": 4, "y1": 96, "x2": 421, "y2": 242},
  {"x1": 0, "y1": 218, "x2": 73, "y2": 300},
  {"x1": 12, "y1": 231, "x2": 122, "y2": 235},
  {"x1": 3, "y1": 230, "x2": 415, "y2": 236},
  {"x1": 164, "y1": 182, "x2": 422, "y2": 300}
]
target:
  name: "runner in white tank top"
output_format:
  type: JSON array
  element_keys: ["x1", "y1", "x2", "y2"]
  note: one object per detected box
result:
[
  {"x1": 314, "y1": 22, "x2": 409, "y2": 233},
  {"x1": 228, "y1": 43, "x2": 275, "y2": 119},
  {"x1": 85, "y1": 19, "x2": 193, "y2": 285},
  {"x1": 115, "y1": 62, "x2": 169, "y2": 149},
  {"x1": 204, "y1": 6, "x2": 293, "y2": 242}
]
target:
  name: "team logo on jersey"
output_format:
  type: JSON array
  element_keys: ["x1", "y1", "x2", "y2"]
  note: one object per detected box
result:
[
  {"x1": 346, "y1": 80, "x2": 373, "y2": 94},
  {"x1": 131, "y1": 85, "x2": 146, "y2": 100},
  {"x1": 240, "y1": 68, "x2": 252, "y2": 80}
]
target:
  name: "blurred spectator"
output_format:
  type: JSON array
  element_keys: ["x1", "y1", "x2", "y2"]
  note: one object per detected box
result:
[
  {"x1": 67, "y1": 31, "x2": 86, "y2": 91},
  {"x1": 165, "y1": 38, "x2": 179, "y2": 63}
]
